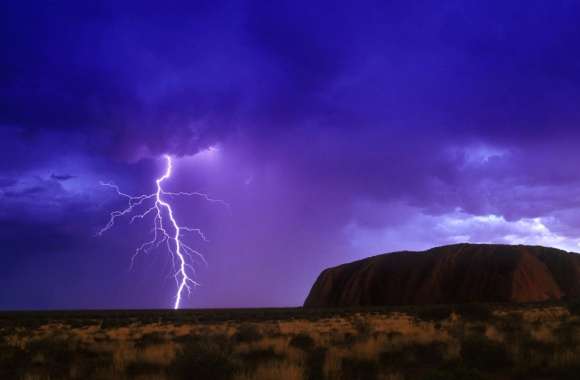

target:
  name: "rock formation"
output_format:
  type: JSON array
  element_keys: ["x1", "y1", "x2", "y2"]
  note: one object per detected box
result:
[{"x1": 304, "y1": 244, "x2": 580, "y2": 307}]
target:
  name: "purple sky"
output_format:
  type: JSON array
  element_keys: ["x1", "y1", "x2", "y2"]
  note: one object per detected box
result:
[{"x1": 2, "y1": 1, "x2": 580, "y2": 309}]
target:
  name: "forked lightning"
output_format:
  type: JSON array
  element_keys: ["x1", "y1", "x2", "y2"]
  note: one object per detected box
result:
[{"x1": 99, "y1": 155, "x2": 227, "y2": 309}]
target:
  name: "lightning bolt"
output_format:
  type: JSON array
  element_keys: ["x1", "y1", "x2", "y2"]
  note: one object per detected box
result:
[{"x1": 98, "y1": 154, "x2": 227, "y2": 309}]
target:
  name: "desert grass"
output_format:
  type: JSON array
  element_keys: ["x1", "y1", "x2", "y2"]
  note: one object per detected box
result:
[{"x1": 2, "y1": 303, "x2": 580, "y2": 379}]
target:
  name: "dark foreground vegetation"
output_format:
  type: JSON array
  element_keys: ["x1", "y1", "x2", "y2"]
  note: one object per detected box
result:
[{"x1": 2, "y1": 301, "x2": 580, "y2": 379}]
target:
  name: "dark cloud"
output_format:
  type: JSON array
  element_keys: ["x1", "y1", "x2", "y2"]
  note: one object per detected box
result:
[
  {"x1": 2, "y1": 1, "x2": 580, "y2": 308},
  {"x1": 3, "y1": 186, "x2": 46, "y2": 198},
  {"x1": 0, "y1": 178, "x2": 17, "y2": 188},
  {"x1": 51, "y1": 174, "x2": 76, "y2": 181}
]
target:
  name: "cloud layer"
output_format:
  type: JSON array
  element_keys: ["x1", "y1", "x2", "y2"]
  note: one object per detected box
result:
[{"x1": 2, "y1": 1, "x2": 580, "y2": 308}]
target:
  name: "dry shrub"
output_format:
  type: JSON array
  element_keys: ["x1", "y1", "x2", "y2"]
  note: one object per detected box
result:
[
  {"x1": 290, "y1": 333, "x2": 316, "y2": 351},
  {"x1": 460, "y1": 335, "x2": 512, "y2": 370},
  {"x1": 379, "y1": 341, "x2": 447, "y2": 370},
  {"x1": 233, "y1": 323, "x2": 263, "y2": 343},
  {"x1": 352, "y1": 316, "x2": 374, "y2": 337},
  {"x1": 137, "y1": 342, "x2": 178, "y2": 366},
  {"x1": 234, "y1": 361, "x2": 304, "y2": 380},
  {"x1": 341, "y1": 356, "x2": 379, "y2": 380},
  {"x1": 239, "y1": 346, "x2": 284, "y2": 370},
  {"x1": 422, "y1": 367, "x2": 485, "y2": 380},
  {"x1": 171, "y1": 338, "x2": 236, "y2": 380}
]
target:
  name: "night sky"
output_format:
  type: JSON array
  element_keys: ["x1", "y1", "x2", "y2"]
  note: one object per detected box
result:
[{"x1": 2, "y1": 1, "x2": 580, "y2": 309}]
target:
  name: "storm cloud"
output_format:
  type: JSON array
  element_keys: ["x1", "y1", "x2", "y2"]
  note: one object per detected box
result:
[{"x1": 2, "y1": 0, "x2": 580, "y2": 308}]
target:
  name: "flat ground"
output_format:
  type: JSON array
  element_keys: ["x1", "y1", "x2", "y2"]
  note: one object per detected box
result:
[{"x1": 1, "y1": 302, "x2": 580, "y2": 380}]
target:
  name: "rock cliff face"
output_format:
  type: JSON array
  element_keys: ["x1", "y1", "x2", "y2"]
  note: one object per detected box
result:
[{"x1": 304, "y1": 244, "x2": 580, "y2": 307}]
